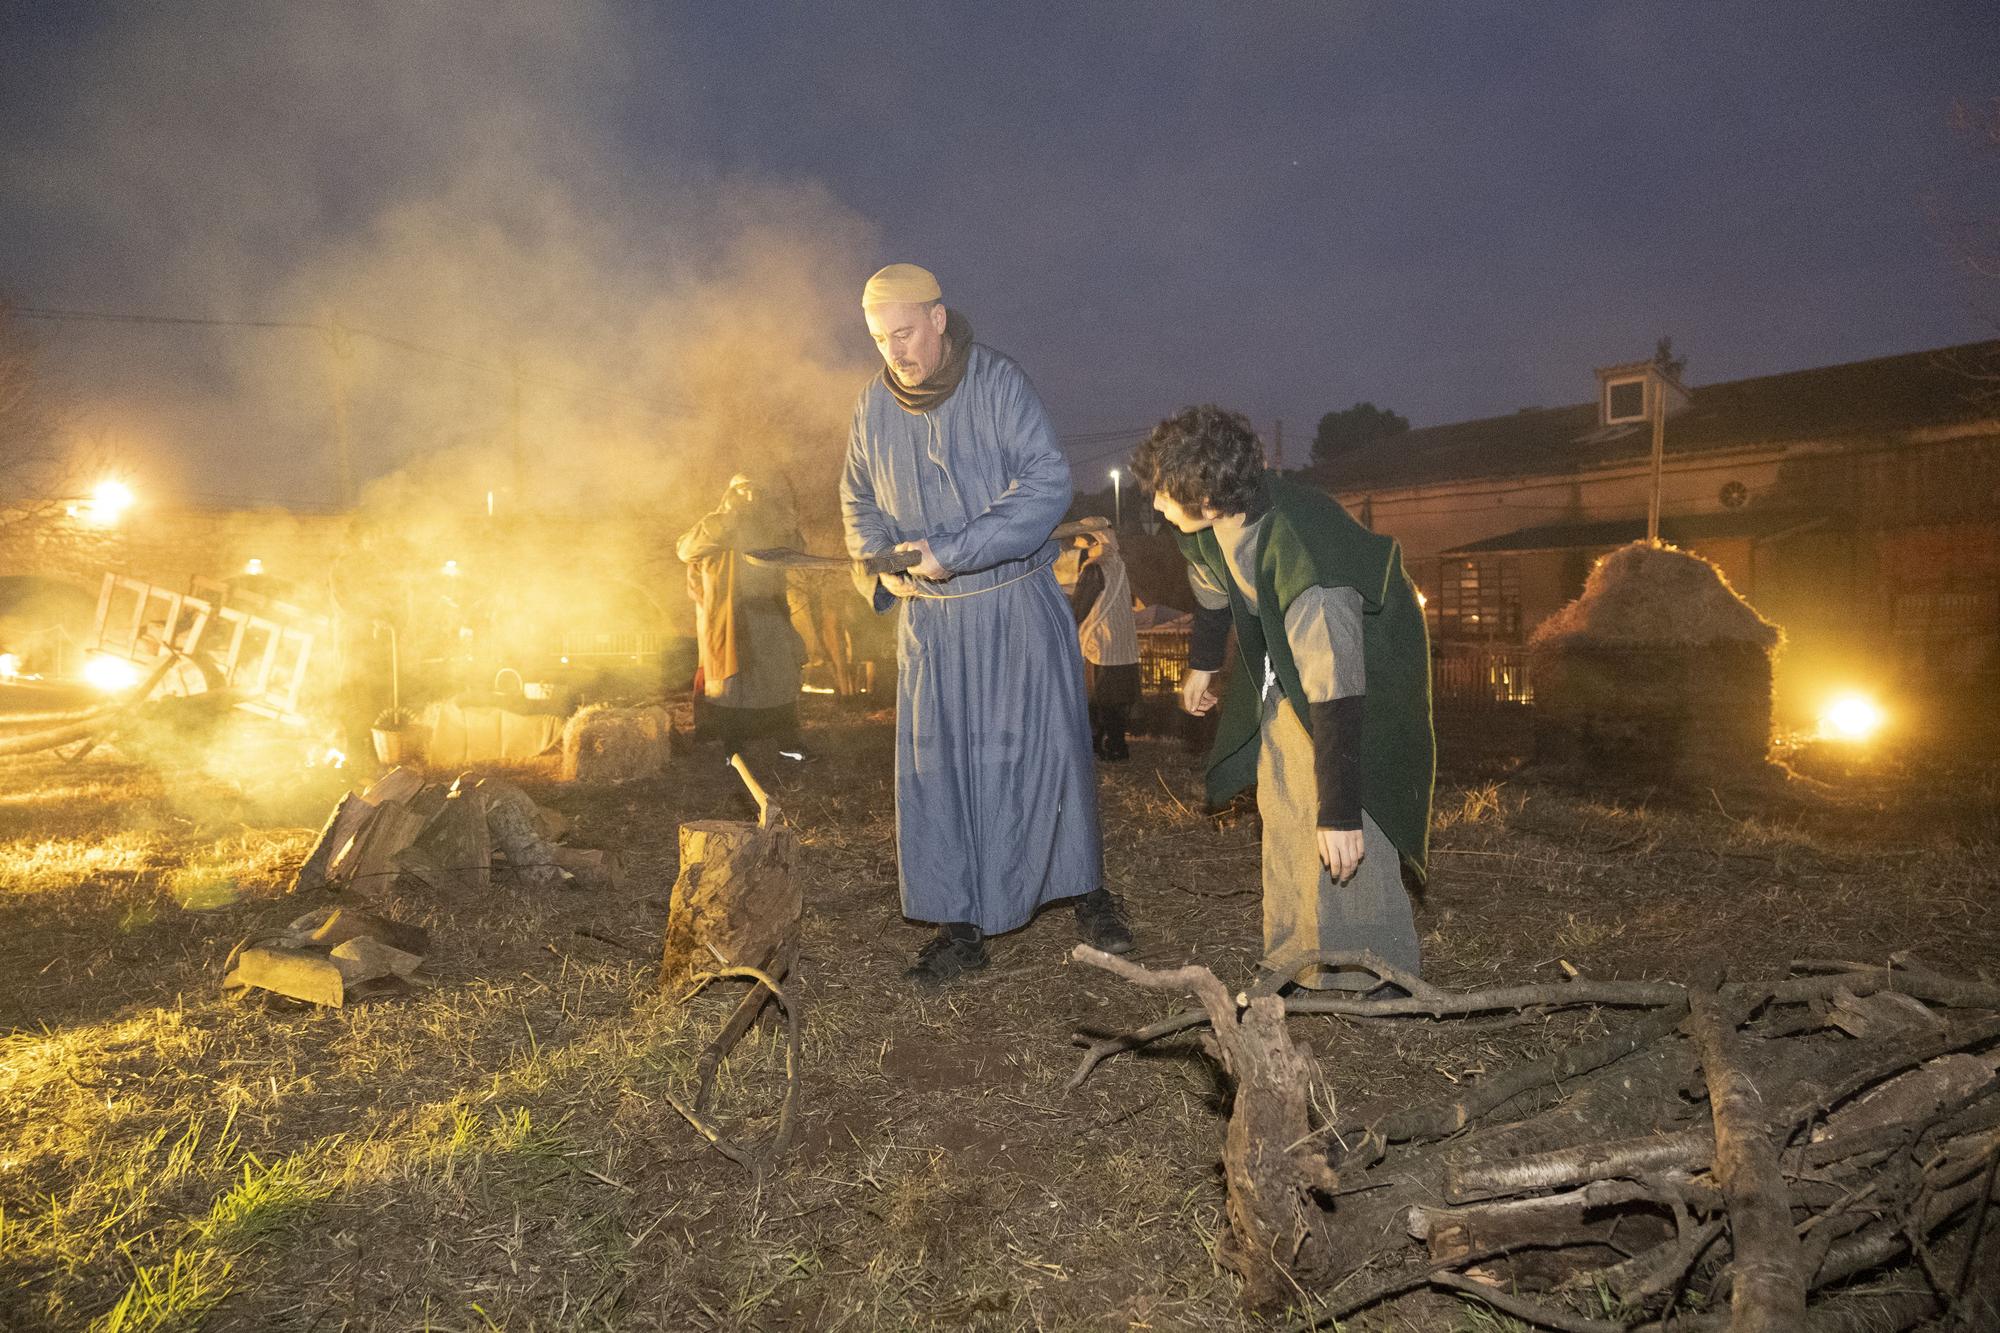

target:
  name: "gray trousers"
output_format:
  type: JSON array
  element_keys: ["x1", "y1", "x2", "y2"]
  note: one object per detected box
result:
[{"x1": 1257, "y1": 692, "x2": 1421, "y2": 990}]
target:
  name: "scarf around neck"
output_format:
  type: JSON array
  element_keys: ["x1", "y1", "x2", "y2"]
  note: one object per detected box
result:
[{"x1": 883, "y1": 307, "x2": 973, "y2": 414}]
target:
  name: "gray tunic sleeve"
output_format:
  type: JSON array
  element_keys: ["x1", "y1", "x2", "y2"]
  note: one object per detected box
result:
[
  {"x1": 1187, "y1": 560, "x2": 1231, "y2": 611},
  {"x1": 1286, "y1": 585, "x2": 1365, "y2": 703}
]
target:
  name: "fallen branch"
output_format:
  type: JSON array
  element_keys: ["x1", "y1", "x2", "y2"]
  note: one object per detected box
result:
[
  {"x1": 1429, "y1": 1269, "x2": 1626, "y2": 1333},
  {"x1": 1067, "y1": 957, "x2": 1685, "y2": 1092},
  {"x1": 1447, "y1": 1014, "x2": 2000, "y2": 1201},
  {"x1": 669, "y1": 965, "x2": 800, "y2": 1177},
  {"x1": 1688, "y1": 973, "x2": 1808, "y2": 1333},
  {"x1": 1343, "y1": 1000, "x2": 1690, "y2": 1161},
  {"x1": 1072, "y1": 945, "x2": 1339, "y2": 1311},
  {"x1": 0, "y1": 654, "x2": 180, "y2": 757}
]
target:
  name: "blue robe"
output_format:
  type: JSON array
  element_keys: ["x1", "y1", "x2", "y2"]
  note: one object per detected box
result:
[{"x1": 840, "y1": 343, "x2": 1102, "y2": 933}]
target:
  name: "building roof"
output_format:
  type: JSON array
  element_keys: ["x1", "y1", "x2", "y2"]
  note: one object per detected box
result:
[
  {"x1": 1308, "y1": 340, "x2": 2000, "y2": 495},
  {"x1": 1441, "y1": 510, "x2": 1825, "y2": 557}
]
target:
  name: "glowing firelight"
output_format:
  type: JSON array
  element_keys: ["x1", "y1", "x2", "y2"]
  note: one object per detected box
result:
[
  {"x1": 1819, "y1": 692, "x2": 1885, "y2": 743},
  {"x1": 800, "y1": 684, "x2": 836, "y2": 695},
  {"x1": 70, "y1": 479, "x2": 136, "y2": 527},
  {"x1": 0, "y1": 653, "x2": 21, "y2": 682},
  {"x1": 244, "y1": 558, "x2": 265, "y2": 576},
  {"x1": 83, "y1": 652, "x2": 143, "y2": 694},
  {"x1": 441, "y1": 559, "x2": 461, "y2": 577}
]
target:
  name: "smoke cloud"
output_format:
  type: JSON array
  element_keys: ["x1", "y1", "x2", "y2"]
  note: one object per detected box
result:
[{"x1": 2, "y1": 1, "x2": 885, "y2": 726}]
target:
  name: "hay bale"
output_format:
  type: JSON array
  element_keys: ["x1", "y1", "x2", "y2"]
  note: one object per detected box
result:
[
  {"x1": 1532, "y1": 541, "x2": 1780, "y2": 652},
  {"x1": 560, "y1": 704, "x2": 674, "y2": 783},
  {"x1": 1529, "y1": 542, "x2": 1781, "y2": 780}
]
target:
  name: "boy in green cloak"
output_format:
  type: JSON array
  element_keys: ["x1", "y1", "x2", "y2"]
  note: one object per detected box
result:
[{"x1": 1132, "y1": 405, "x2": 1434, "y2": 991}]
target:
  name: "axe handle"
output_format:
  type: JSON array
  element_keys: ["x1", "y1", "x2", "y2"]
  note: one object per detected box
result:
[
  {"x1": 858, "y1": 548, "x2": 923, "y2": 576},
  {"x1": 728, "y1": 752, "x2": 777, "y2": 829}
]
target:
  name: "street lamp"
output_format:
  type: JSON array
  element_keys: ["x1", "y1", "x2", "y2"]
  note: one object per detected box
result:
[
  {"x1": 1109, "y1": 467, "x2": 1122, "y2": 530},
  {"x1": 66, "y1": 479, "x2": 136, "y2": 528}
]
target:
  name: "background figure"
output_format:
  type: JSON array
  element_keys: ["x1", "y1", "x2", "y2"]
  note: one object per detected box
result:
[
  {"x1": 676, "y1": 473, "x2": 806, "y2": 752},
  {"x1": 788, "y1": 568, "x2": 858, "y2": 698},
  {"x1": 1069, "y1": 531, "x2": 1140, "y2": 760}
]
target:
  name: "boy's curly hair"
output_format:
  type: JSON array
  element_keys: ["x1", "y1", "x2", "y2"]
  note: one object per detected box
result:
[{"x1": 1128, "y1": 405, "x2": 1265, "y2": 516}]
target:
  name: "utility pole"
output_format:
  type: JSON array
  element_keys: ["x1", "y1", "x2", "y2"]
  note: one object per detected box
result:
[
  {"x1": 321, "y1": 318, "x2": 356, "y2": 509},
  {"x1": 510, "y1": 352, "x2": 526, "y2": 509},
  {"x1": 1646, "y1": 371, "x2": 1667, "y2": 543}
]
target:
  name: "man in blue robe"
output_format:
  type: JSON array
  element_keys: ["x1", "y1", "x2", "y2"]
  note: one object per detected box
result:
[{"x1": 840, "y1": 263, "x2": 1132, "y2": 984}]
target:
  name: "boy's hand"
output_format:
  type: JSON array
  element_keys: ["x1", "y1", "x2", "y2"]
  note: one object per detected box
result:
[
  {"x1": 1318, "y1": 827, "x2": 1365, "y2": 884},
  {"x1": 881, "y1": 572, "x2": 919, "y2": 599},
  {"x1": 1180, "y1": 668, "x2": 1219, "y2": 715}
]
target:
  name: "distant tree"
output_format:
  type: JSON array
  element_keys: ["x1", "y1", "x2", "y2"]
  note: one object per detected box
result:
[
  {"x1": 1311, "y1": 401, "x2": 1409, "y2": 466},
  {"x1": 1653, "y1": 336, "x2": 1687, "y2": 381},
  {"x1": 1934, "y1": 97, "x2": 2000, "y2": 410},
  {"x1": 0, "y1": 305, "x2": 107, "y2": 590},
  {"x1": 0, "y1": 305, "x2": 67, "y2": 531}
]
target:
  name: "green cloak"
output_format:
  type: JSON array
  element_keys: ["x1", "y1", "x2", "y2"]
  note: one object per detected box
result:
[{"x1": 1178, "y1": 472, "x2": 1436, "y2": 879}]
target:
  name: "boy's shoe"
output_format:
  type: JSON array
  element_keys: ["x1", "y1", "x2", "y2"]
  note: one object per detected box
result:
[
  {"x1": 906, "y1": 926, "x2": 988, "y2": 986},
  {"x1": 1073, "y1": 888, "x2": 1134, "y2": 954}
]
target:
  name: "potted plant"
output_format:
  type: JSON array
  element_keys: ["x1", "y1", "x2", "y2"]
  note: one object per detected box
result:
[{"x1": 371, "y1": 707, "x2": 425, "y2": 765}]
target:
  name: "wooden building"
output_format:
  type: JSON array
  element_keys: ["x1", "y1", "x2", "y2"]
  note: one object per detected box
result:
[{"x1": 1303, "y1": 340, "x2": 2000, "y2": 730}]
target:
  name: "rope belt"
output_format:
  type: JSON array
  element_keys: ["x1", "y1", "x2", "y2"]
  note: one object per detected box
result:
[{"x1": 901, "y1": 564, "x2": 1044, "y2": 600}]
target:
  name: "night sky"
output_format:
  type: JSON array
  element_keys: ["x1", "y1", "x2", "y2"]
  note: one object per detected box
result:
[{"x1": 2, "y1": 2, "x2": 1996, "y2": 504}]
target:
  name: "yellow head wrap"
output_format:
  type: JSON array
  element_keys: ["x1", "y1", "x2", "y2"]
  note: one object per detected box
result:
[{"x1": 862, "y1": 263, "x2": 942, "y2": 307}]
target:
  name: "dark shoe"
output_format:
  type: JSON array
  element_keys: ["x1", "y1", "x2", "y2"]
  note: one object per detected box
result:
[
  {"x1": 906, "y1": 927, "x2": 988, "y2": 986},
  {"x1": 1100, "y1": 734, "x2": 1130, "y2": 762},
  {"x1": 1074, "y1": 888, "x2": 1134, "y2": 954}
]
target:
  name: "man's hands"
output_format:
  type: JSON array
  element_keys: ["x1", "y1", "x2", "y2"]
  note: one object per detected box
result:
[
  {"x1": 880, "y1": 572, "x2": 920, "y2": 599},
  {"x1": 1317, "y1": 827, "x2": 1365, "y2": 884},
  {"x1": 895, "y1": 539, "x2": 950, "y2": 581},
  {"x1": 1180, "y1": 668, "x2": 1219, "y2": 716}
]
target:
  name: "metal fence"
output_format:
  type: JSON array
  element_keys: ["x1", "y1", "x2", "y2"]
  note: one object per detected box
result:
[
  {"x1": 1433, "y1": 642, "x2": 1533, "y2": 708},
  {"x1": 1134, "y1": 627, "x2": 1534, "y2": 711}
]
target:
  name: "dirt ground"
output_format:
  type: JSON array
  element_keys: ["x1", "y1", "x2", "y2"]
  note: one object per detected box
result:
[{"x1": 2, "y1": 699, "x2": 1998, "y2": 1331}]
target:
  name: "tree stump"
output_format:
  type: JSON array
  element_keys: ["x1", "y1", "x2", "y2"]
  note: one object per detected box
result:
[
  {"x1": 659, "y1": 755, "x2": 800, "y2": 991},
  {"x1": 659, "y1": 821, "x2": 798, "y2": 986}
]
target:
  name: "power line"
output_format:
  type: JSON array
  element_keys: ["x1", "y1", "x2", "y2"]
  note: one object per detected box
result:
[
  {"x1": 13, "y1": 303, "x2": 686, "y2": 416},
  {"x1": 15, "y1": 306, "x2": 317, "y2": 332}
]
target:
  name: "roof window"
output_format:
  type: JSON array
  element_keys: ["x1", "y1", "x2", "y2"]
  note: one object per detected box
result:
[{"x1": 1603, "y1": 375, "x2": 1648, "y2": 424}]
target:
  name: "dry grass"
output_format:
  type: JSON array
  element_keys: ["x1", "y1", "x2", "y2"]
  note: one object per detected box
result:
[{"x1": 1, "y1": 712, "x2": 1997, "y2": 1331}]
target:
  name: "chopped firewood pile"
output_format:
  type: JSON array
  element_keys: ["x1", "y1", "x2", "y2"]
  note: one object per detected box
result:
[
  {"x1": 1070, "y1": 947, "x2": 2000, "y2": 1331},
  {"x1": 290, "y1": 765, "x2": 623, "y2": 898},
  {"x1": 223, "y1": 906, "x2": 430, "y2": 1008}
]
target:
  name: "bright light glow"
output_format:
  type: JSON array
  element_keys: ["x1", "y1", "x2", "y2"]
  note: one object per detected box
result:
[
  {"x1": 83, "y1": 653, "x2": 143, "y2": 694},
  {"x1": 800, "y1": 684, "x2": 836, "y2": 695},
  {"x1": 441, "y1": 559, "x2": 461, "y2": 577},
  {"x1": 79, "y1": 480, "x2": 136, "y2": 527},
  {"x1": 1820, "y1": 692, "x2": 1885, "y2": 743},
  {"x1": 244, "y1": 558, "x2": 265, "y2": 576},
  {"x1": 1416, "y1": 589, "x2": 1428, "y2": 607},
  {"x1": 1109, "y1": 467, "x2": 1121, "y2": 480},
  {"x1": 0, "y1": 653, "x2": 20, "y2": 681}
]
